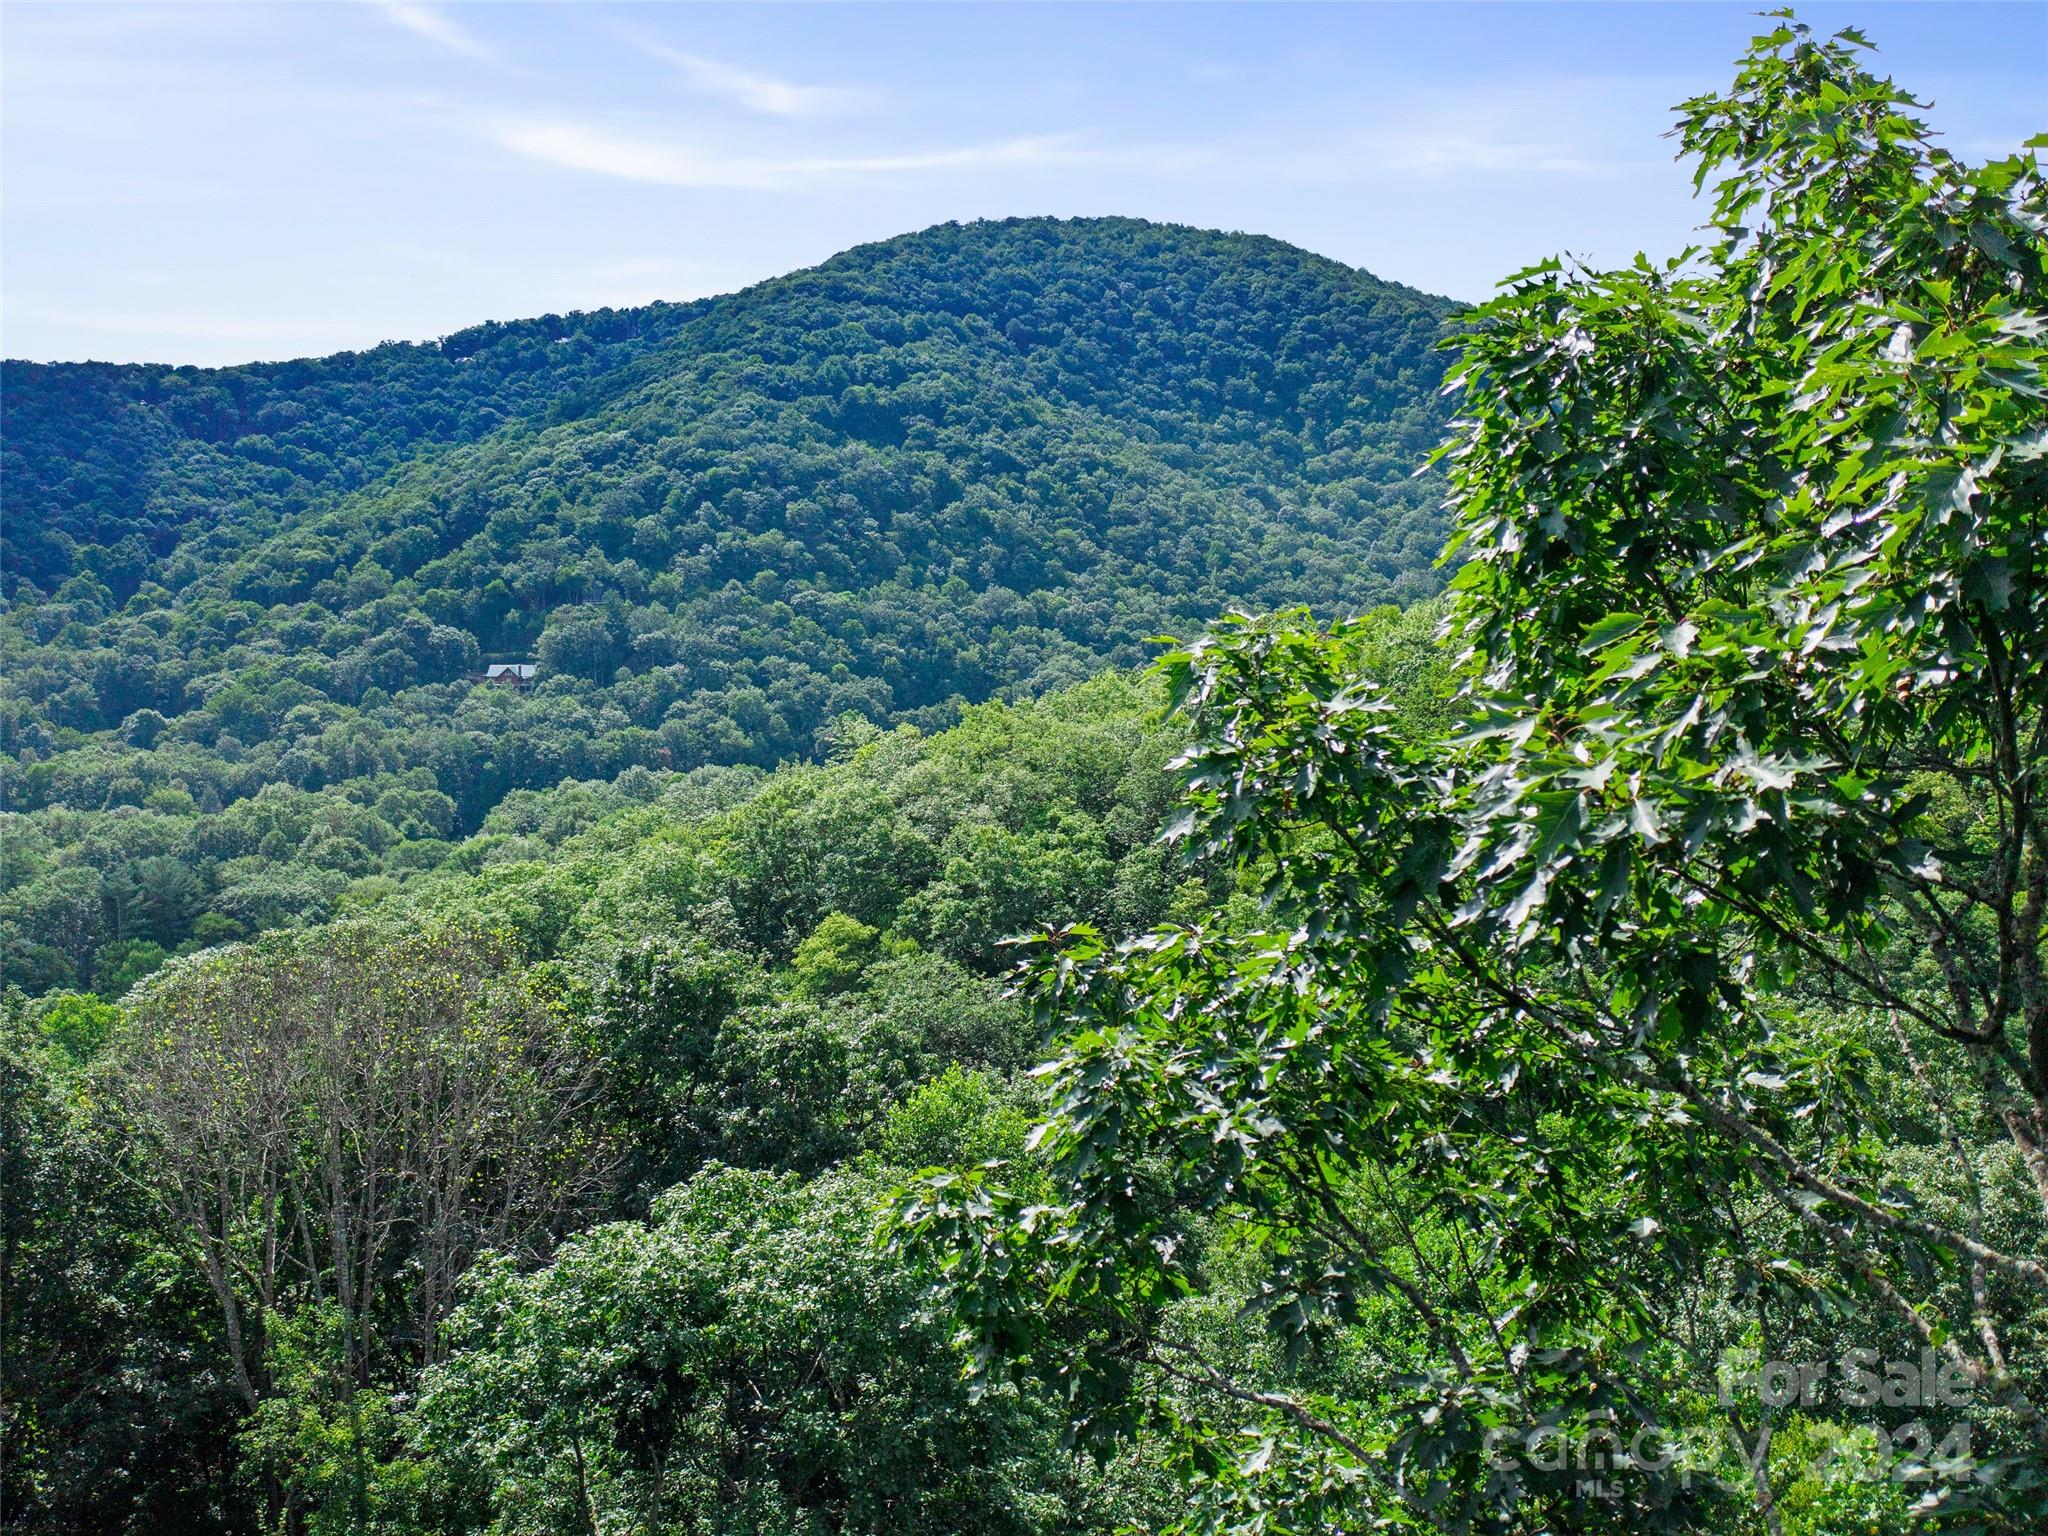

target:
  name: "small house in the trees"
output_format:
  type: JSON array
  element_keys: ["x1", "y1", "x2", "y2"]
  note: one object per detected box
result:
[{"x1": 472, "y1": 662, "x2": 538, "y2": 693}]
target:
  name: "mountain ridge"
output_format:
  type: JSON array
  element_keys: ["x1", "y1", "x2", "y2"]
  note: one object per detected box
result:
[
  {"x1": 0, "y1": 215, "x2": 1459, "y2": 994},
  {"x1": 3, "y1": 216, "x2": 1454, "y2": 594}
]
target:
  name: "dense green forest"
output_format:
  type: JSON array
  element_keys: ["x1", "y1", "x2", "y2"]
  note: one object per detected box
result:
[
  {"x1": 6, "y1": 16, "x2": 2048, "y2": 1536},
  {"x1": 4, "y1": 664, "x2": 1213, "y2": 1533},
  {"x1": 0, "y1": 217, "x2": 1453, "y2": 999}
]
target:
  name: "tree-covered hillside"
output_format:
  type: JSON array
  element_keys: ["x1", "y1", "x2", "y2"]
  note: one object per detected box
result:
[
  {"x1": 1, "y1": 305, "x2": 704, "y2": 594},
  {"x1": 8, "y1": 18, "x2": 2044, "y2": 1536},
  {"x1": 0, "y1": 217, "x2": 1456, "y2": 995},
  {"x1": 1, "y1": 662, "x2": 1219, "y2": 1536}
]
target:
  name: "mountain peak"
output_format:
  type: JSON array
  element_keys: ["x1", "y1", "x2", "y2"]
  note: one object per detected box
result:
[{"x1": 2, "y1": 215, "x2": 1455, "y2": 896}]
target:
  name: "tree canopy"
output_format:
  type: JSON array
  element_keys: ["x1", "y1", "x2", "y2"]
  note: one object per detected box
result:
[{"x1": 894, "y1": 19, "x2": 2048, "y2": 1532}]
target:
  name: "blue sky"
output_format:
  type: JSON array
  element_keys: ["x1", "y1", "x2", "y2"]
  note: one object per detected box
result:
[{"x1": 5, "y1": 1, "x2": 2042, "y2": 366}]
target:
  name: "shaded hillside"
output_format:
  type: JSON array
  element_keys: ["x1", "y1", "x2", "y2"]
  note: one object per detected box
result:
[
  {"x1": 0, "y1": 216, "x2": 1457, "y2": 993},
  {"x1": 2, "y1": 306, "x2": 702, "y2": 593}
]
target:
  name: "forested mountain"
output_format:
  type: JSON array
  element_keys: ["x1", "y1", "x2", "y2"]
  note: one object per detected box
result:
[
  {"x1": 7, "y1": 20, "x2": 2047, "y2": 1536},
  {"x1": 1, "y1": 304, "x2": 704, "y2": 594},
  {"x1": 0, "y1": 216, "x2": 1455, "y2": 996}
]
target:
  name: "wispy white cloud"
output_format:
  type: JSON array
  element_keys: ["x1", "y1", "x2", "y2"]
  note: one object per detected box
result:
[
  {"x1": 1248, "y1": 82, "x2": 1675, "y2": 185},
  {"x1": 619, "y1": 31, "x2": 868, "y2": 117},
  {"x1": 371, "y1": 1, "x2": 495, "y2": 63},
  {"x1": 1354, "y1": 131, "x2": 1621, "y2": 180},
  {"x1": 480, "y1": 115, "x2": 1090, "y2": 190},
  {"x1": 476, "y1": 100, "x2": 1626, "y2": 198}
]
